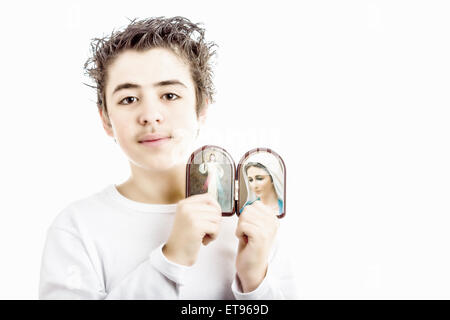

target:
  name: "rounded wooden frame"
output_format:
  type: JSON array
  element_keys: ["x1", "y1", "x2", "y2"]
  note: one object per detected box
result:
[
  {"x1": 236, "y1": 147, "x2": 286, "y2": 219},
  {"x1": 186, "y1": 145, "x2": 286, "y2": 218}
]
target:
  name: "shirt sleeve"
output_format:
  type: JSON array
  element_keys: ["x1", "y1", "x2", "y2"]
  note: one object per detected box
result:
[{"x1": 39, "y1": 227, "x2": 191, "y2": 300}]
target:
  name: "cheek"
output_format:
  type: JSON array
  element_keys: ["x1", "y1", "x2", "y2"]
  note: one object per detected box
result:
[
  {"x1": 108, "y1": 114, "x2": 137, "y2": 153},
  {"x1": 111, "y1": 118, "x2": 132, "y2": 141},
  {"x1": 171, "y1": 118, "x2": 198, "y2": 148},
  {"x1": 172, "y1": 102, "x2": 197, "y2": 124},
  {"x1": 171, "y1": 110, "x2": 198, "y2": 136},
  {"x1": 261, "y1": 179, "x2": 271, "y2": 190},
  {"x1": 167, "y1": 113, "x2": 199, "y2": 165}
]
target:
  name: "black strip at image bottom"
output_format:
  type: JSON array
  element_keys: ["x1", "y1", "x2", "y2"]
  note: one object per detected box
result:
[{"x1": 1, "y1": 300, "x2": 449, "y2": 318}]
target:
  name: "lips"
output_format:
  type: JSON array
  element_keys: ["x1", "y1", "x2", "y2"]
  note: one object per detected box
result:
[{"x1": 138, "y1": 133, "x2": 171, "y2": 143}]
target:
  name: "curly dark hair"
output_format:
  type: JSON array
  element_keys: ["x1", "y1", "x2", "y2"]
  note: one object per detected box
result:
[{"x1": 83, "y1": 16, "x2": 217, "y2": 124}]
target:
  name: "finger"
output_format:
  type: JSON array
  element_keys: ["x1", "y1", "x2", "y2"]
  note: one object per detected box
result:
[
  {"x1": 238, "y1": 214, "x2": 263, "y2": 230},
  {"x1": 249, "y1": 200, "x2": 277, "y2": 217},
  {"x1": 201, "y1": 221, "x2": 221, "y2": 242},
  {"x1": 182, "y1": 204, "x2": 222, "y2": 221},
  {"x1": 185, "y1": 193, "x2": 222, "y2": 211},
  {"x1": 196, "y1": 209, "x2": 223, "y2": 224},
  {"x1": 241, "y1": 209, "x2": 279, "y2": 237},
  {"x1": 186, "y1": 198, "x2": 222, "y2": 215},
  {"x1": 238, "y1": 207, "x2": 265, "y2": 227},
  {"x1": 235, "y1": 221, "x2": 258, "y2": 241},
  {"x1": 202, "y1": 234, "x2": 213, "y2": 246},
  {"x1": 241, "y1": 203, "x2": 278, "y2": 226}
]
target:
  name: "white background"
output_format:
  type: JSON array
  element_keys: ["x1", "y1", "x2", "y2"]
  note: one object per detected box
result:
[{"x1": 0, "y1": 0, "x2": 449, "y2": 299}]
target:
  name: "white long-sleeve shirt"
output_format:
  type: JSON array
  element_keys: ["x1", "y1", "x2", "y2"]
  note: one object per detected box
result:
[{"x1": 39, "y1": 184, "x2": 297, "y2": 299}]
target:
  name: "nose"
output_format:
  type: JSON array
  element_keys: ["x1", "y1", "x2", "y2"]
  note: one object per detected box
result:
[{"x1": 138, "y1": 96, "x2": 164, "y2": 126}]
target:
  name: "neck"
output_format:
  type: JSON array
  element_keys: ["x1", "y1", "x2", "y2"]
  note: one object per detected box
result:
[
  {"x1": 259, "y1": 190, "x2": 279, "y2": 207},
  {"x1": 116, "y1": 162, "x2": 186, "y2": 205}
]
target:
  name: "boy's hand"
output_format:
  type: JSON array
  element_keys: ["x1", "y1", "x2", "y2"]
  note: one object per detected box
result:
[
  {"x1": 163, "y1": 193, "x2": 222, "y2": 266},
  {"x1": 235, "y1": 201, "x2": 279, "y2": 293}
]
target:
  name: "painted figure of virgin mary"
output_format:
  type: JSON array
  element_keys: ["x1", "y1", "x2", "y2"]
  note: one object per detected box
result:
[{"x1": 240, "y1": 152, "x2": 284, "y2": 216}]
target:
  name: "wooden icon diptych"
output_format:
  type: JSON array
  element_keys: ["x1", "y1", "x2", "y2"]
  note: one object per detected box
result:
[{"x1": 186, "y1": 145, "x2": 286, "y2": 218}]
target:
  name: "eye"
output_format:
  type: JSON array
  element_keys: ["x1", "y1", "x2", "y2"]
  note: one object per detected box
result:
[
  {"x1": 248, "y1": 178, "x2": 253, "y2": 182},
  {"x1": 256, "y1": 176, "x2": 264, "y2": 181},
  {"x1": 162, "y1": 93, "x2": 179, "y2": 101},
  {"x1": 119, "y1": 96, "x2": 138, "y2": 105}
]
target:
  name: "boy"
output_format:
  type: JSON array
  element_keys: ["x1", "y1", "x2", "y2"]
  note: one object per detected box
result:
[{"x1": 39, "y1": 16, "x2": 296, "y2": 299}]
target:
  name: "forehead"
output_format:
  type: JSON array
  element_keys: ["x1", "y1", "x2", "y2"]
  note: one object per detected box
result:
[
  {"x1": 105, "y1": 47, "x2": 194, "y2": 95},
  {"x1": 247, "y1": 166, "x2": 268, "y2": 176}
]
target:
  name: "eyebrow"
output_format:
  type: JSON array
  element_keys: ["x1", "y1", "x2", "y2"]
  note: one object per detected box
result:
[
  {"x1": 249, "y1": 175, "x2": 268, "y2": 179},
  {"x1": 112, "y1": 80, "x2": 187, "y2": 95}
]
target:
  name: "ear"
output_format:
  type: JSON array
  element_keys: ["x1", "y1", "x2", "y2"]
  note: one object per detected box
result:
[
  {"x1": 99, "y1": 108, "x2": 114, "y2": 138},
  {"x1": 197, "y1": 99, "x2": 210, "y2": 126}
]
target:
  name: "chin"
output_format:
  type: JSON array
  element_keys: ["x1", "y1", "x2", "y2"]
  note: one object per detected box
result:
[
  {"x1": 146, "y1": 153, "x2": 185, "y2": 171},
  {"x1": 130, "y1": 140, "x2": 192, "y2": 171}
]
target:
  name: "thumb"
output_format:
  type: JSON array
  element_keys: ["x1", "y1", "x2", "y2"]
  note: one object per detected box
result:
[
  {"x1": 239, "y1": 234, "x2": 248, "y2": 246},
  {"x1": 202, "y1": 234, "x2": 213, "y2": 246}
]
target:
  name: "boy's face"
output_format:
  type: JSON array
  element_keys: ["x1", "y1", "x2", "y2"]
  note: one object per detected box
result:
[{"x1": 101, "y1": 48, "x2": 206, "y2": 171}]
